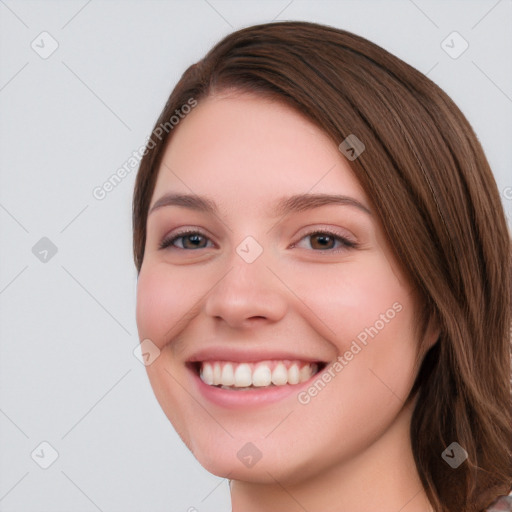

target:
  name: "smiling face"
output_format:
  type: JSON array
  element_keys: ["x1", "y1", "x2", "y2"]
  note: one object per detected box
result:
[{"x1": 136, "y1": 91, "x2": 428, "y2": 485}]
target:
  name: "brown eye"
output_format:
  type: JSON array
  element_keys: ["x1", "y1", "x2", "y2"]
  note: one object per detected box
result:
[
  {"x1": 309, "y1": 233, "x2": 337, "y2": 250},
  {"x1": 293, "y1": 230, "x2": 357, "y2": 253}
]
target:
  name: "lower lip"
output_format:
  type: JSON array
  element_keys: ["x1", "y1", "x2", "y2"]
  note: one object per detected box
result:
[{"x1": 186, "y1": 364, "x2": 322, "y2": 409}]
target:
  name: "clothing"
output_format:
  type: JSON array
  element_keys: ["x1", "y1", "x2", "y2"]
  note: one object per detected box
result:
[{"x1": 486, "y1": 494, "x2": 512, "y2": 511}]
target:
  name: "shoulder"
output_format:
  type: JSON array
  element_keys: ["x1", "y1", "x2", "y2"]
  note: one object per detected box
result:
[{"x1": 486, "y1": 494, "x2": 512, "y2": 511}]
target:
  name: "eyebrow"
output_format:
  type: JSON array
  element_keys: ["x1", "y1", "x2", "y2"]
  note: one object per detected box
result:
[{"x1": 148, "y1": 192, "x2": 372, "y2": 217}]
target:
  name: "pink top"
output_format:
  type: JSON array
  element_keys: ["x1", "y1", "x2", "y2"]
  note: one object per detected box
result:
[{"x1": 486, "y1": 494, "x2": 512, "y2": 511}]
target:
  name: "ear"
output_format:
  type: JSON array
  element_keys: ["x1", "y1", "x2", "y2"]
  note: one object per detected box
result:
[{"x1": 423, "y1": 311, "x2": 441, "y2": 352}]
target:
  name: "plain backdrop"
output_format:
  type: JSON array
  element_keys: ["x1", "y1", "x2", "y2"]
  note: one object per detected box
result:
[{"x1": 0, "y1": 1, "x2": 511, "y2": 511}]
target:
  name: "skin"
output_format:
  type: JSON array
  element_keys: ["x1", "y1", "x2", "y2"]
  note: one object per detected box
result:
[{"x1": 136, "y1": 91, "x2": 439, "y2": 512}]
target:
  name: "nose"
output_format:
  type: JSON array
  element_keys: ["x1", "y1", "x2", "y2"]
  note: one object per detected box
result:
[{"x1": 203, "y1": 245, "x2": 288, "y2": 330}]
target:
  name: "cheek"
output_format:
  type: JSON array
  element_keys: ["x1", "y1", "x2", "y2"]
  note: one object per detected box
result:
[
  {"x1": 286, "y1": 255, "x2": 419, "y2": 400},
  {"x1": 135, "y1": 263, "x2": 199, "y2": 446},
  {"x1": 135, "y1": 263, "x2": 200, "y2": 349},
  {"x1": 287, "y1": 256, "x2": 408, "y2": 345}
]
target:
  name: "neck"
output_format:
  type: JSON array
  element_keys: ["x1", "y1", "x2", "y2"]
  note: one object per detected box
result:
[{"x1": 230, "y1": 400, "x2": 433, "y2": 512}]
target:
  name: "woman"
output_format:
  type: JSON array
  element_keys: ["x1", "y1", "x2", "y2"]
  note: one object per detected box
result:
[{"x1": 132, "y1": 21, "x2": 511, "y2": 511}]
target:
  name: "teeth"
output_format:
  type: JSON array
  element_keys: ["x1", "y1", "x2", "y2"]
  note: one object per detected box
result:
[
  {"x1": 234, "y1": 363, "x2": 252, "y2": 387},
  {"x1": 288, "y1": 363, "x2": 300, "y2": 385},
  {"x1": 213, "y1": 362, "x2": 222, "y2": 385},
  {"x1": 252, "y1": 365, "x2": 272, "y2": 387},
  {"x1": 300, "y1": 364, "x2": 315, "y2": 382},
  {"x1": 271, "y1": 362, "x2": 288, "y2": 386},
  {"x1": 201, "y1": 362, "x2": 214, "y2": 385},
  {"x1": 221, "y1": 363, "x2": 235, "y2": 386},
  {"x1": 199, "y1": 360, "x2": 321, "y2": 388}
]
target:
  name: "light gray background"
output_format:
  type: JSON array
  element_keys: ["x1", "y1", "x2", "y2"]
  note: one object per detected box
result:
[{"x1": 0, "y1": 1, "x2": 511, "y2": 511}]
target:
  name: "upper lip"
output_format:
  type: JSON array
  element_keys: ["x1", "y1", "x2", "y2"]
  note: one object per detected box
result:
[{"x1": 187, "y1": 347, "x2": 328, "y2": 364}]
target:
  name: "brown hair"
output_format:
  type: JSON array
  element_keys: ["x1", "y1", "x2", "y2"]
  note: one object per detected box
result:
[{"x1": 132, "y1": 21, "x2": 512, "y2": 511}]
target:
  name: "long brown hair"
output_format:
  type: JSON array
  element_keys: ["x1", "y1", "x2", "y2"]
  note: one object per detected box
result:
[{"x1": 132, "y1": 21, "x2": 512, "y2": 511}]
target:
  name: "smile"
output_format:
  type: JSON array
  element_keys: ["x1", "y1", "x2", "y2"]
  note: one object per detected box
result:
[{"x1": 195, "y1": 360, "x2": 327, "y2": 390}]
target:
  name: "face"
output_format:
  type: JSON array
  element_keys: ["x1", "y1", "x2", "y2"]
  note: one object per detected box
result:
[{"x1": 136, "y1": 91, "x2": 428, "y2": 485}]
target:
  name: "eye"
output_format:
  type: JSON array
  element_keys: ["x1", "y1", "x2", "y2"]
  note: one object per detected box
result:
[
  {"x1": 159, "y1": 229, "x2": 214, "y2": 250},
  {"x1": 158, "y1": 228, "x2": 358, "y2": 252},
  {"x1": 292, "y1": 229, "x2": 358, "y2": 253}
]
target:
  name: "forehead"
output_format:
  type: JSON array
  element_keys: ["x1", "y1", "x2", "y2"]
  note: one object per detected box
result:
[{"x1": 151, "y1": 92, "x2": 369, "y2": 213}]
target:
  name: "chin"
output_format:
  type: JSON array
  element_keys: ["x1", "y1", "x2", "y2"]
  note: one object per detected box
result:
[{"x1": 189, "y1": 436, "x2": 319, "y2": 486}]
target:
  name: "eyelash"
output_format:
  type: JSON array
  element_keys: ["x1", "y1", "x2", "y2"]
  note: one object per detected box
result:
[{"x1": 158, "y1": 228, "x2": 358, "y2": 253}]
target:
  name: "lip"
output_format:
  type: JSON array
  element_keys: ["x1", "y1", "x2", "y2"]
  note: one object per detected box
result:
[
  {"x1": 187, "y1": 347, "x2": 326, "y2": 364},
  {"x1": 185, "y1": 360, "x2": 327, "y2": 409}
]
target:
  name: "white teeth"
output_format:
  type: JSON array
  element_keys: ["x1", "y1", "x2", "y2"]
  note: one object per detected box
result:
[
  {"x1": 271, "y1": 362, "x2": 288, "y2": 386},
  {"x1": 201, "y1": 362, "x2": 214, "y2": 385},
  {"x1": 300, "y1": 364, "x2": 314, "y2": 382},
  {"x1": 252, "y1": 365, "x2": 272, "y2": 387},
  {"x1": 221, "y1": 363, "x2": 235, "y2": 386},
  {"x1": 234, "y1": 363, "x2": 252, "y2": 387},
  {"x1": 199, "y1": 360, "x2": 321, "y2": 388},
  {"x1": 288, "y1": 363, "x2": 300, "y2": 385},
  {"x1": 213, "y1": 362, "x2": 222, "y2": 385}
]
